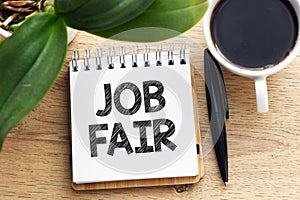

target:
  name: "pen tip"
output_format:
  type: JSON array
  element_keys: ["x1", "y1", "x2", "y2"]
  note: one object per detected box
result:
[{"x1": 224, "y1": 182, "x2": 228, "y2": 187}]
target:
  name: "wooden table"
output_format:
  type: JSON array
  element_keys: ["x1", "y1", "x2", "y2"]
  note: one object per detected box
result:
[{"x1": 1, "y1": 22, "x2": 300, "y2": 199}]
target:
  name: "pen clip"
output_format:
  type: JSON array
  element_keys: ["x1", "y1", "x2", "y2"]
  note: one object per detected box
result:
[{"x1": 204, "y1": 48, "x2": 229, "y2": 119}]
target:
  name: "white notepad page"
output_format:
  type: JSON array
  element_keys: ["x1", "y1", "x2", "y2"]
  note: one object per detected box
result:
[{"x1": 70, "y1": 50, "x2": 198, "y2": 184}]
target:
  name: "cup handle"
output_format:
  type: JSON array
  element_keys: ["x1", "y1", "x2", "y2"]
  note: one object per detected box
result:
[{"x1": 254, "y1": 77, "x2": 269, "y2": 112}]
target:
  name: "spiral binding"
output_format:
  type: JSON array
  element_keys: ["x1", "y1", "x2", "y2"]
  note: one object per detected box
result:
[
  {"x1": 83, "y1": 49, "x2": 91, "y2": 71},
  {"x1": 156, "y1": 45, "x2": 162, "y2": 66},
  {"x1": 71, "y1": 50, "x2": 79, "y2": 72},
  {"x1": 144, "y1": 45, "x2": 150, "y2": 67},
  {"x1": 95, "y1": 48, "x2": 102, "y2": 70},
  {"x1": 107, "y1": 47, "x2": 115, "y2": 69},
  {"x1": 168, "y1": 44, "x2": 174, "y2": 65},
  {"x1": 120, "y1": 47, "x2": 126, "y2": 68},
  {"x1": 71, "y1": 45, "x2": 187, "y2": 72},
  {"x1": 180, "y1": 44, "x2": 187, "y2": 65},
  {"x1": 132, "y1": 46, "x2": 138, "y2": 68}
]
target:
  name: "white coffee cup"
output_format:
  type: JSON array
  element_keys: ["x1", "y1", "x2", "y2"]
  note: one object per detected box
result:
[{"x1": 203, "y1": 0, "x2": 300, "y2": 112}]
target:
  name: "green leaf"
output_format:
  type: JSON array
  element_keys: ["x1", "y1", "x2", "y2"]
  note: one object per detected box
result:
[
  {"x1": 0, "y1": 13, "x2": 67, "y2": 150},
  {"x1": 90, "y1": 0, "x2": 209, "y2": 42},
  {"x1": 55, "y1": 0, "x2": 155, "y2": 31},
  {"x1": 53, "y1": 0, "x2": 86, "y2": 14}
]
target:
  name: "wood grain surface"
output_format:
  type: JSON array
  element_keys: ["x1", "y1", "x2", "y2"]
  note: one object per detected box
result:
[{"x1": 1, "y1": 21, "x2": 300, "y2": 199}]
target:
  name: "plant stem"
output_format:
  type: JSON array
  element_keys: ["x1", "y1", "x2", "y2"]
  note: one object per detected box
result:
[
  {"x1": 2, "y1": 13, "x2": 19, "y2": 28},
  {"x1": 42, "y1": 0, "x2": 54, "y2": 13}
]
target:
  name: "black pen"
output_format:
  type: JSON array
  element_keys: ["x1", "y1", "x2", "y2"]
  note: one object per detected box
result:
[{"x1": 204, "y1": 49, "x2": 228, "y2": 186}]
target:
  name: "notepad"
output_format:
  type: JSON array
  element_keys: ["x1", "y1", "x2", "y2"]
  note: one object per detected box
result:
[{"x1": 69, "y1": 46, "x2": 200, "y2": 185}]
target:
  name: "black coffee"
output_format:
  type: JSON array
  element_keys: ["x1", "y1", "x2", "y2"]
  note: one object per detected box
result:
[{"x1": 211, "y1": 0, "x2": 298, "y2": 68}]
